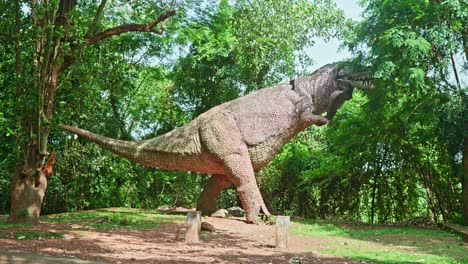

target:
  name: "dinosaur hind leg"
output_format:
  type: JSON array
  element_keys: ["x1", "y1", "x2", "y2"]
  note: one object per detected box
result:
[
  {"x1": 199, "y1": 112, "x2": 270, "y2": 223},
  {"x1": 196, "y1": 174, "x2": 233, "y2": 216},
  {"x1": 223, "y1": 153, "x2": 270, "y2": 223}
]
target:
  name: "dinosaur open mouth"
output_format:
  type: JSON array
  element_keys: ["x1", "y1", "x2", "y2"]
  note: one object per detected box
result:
[{"x1": 342, "y1": 73, "x2": 374, "y2": 90}]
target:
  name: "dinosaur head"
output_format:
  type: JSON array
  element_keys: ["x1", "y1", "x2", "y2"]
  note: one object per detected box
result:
[
  {"x1": 323, "y1": 63, "x2": 374, "y2": 121},
  {"x1": 335, "y1": 64, "x2": 374, "y2": 91}
]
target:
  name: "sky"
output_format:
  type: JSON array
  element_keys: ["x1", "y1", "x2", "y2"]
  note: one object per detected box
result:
[{"x1": 307, "y1": 0, "x2": 363, "y2": 72}]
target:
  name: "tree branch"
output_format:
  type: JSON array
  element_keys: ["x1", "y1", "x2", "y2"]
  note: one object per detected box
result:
[
  {"x1": 84, "y1": 0, "x2": 108, "y2": 38},
  {"x1": 85, "y1": 10, "x2": 176, "y2": 46}
]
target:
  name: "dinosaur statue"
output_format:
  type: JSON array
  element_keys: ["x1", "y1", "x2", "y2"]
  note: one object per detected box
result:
[{"x1": 60, "y1": 63, "x2": 373, "y2": 223}]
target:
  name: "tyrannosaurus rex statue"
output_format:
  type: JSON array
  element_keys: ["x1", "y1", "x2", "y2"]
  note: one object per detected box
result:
[{"x1": 61, "y1": 63, "x2": 373, "y2": 223}]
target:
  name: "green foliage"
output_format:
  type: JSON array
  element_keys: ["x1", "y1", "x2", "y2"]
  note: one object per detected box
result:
[
  {"x1": 258, "y1": 0, "x2": 466, "y2": 225},
  {"x1": 0, "y1": 0, "x2": 19, "y2": 214},
  {"x1": 0, "y1": 0, "x2": 465, "y2": 230},
  {"x1": 233, "y1": 0, "x2": 351, "y2": 86},
  {"x1": 217, "y1": 186, "x2": 239, "y2": 209},
  {"x1": 293, "y1": 219, "x2": 468, "y2": 264},
  {"x1": 172, "y1": 0, "x2": 349, "y2": 116},
  {"x1": 347, "y1": 0, "x2": 466, "y2": 223},
  {"x1": 259, "y1": 129, "x2": 327, "y2": 217}
]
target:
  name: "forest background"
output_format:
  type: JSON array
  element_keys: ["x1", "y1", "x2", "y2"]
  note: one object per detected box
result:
[{"x1": 0, "y1": 0, "x2": 466, "y2": 225}]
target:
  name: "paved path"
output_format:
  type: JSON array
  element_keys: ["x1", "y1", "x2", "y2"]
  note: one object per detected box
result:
[{"x1": 0, "y1": 251, "x2": 109, "y2": 264}]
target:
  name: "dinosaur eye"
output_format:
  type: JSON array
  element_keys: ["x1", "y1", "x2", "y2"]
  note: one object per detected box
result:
[{"x1": 336, "y1": 70, "x2": 346, "y2": 78}]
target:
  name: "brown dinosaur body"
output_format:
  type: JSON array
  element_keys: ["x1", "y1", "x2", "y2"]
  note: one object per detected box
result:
[{"x1": 61, "y1": 63, "x2": 372, "y2": 223}]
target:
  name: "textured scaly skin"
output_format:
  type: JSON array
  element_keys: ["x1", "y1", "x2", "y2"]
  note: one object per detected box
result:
[{"x1": 61, "y1": 63, "x2": 361, "y2": 223}]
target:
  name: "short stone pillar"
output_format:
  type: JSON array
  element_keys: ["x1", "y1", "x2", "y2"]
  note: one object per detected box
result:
[
  {"x1": 185, "y1": 211, "x2": 201, "y2": 243},
  {"x1": 175, "y1": 224, "x2": 186, "y2": 242},
  {"x1": 275, "y1": 216, "x2": 290, "y2": 249}
]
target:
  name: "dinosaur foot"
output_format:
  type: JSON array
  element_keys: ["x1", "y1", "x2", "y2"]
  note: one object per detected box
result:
[
  {"x1": 229, "y1": 169, "x2": 270, "y2": 224},
  {"x1": 243, "y1": 200, "x2": 271, "y2": 224}
]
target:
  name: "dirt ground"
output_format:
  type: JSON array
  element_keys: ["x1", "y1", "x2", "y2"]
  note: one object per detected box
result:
[{"x1": 0, "y1": 216, "x2": 365, "y2": 264}]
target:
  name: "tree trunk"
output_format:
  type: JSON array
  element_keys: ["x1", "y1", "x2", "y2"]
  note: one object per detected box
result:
[
  {"x1": 196, "y1": 174, "x2": 232, "y2": 215},
  {"x1": 9, "y1": 166, "x2": 47, "y2": 224},
  {"x1": 370, "y1": 173, "x2": 377, "y2": 224},
  {"x1": 319, "y1": 188, "x2": 330, "y2": 219},
  {"x1": 463, "y1": 135, "x2": 468, "y2": 225},
  {"x1": 8, "y1": 150, "x2": 56, "y2": 224}
]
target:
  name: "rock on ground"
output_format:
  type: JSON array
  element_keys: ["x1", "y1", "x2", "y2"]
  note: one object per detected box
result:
[
  {"x1": 201, "y1": 222, "x2": 216, "y2": 232},
  {"x1": 227, "y1": 206, "x2": 245, "y2": 217},
  {"x1": 211, "y1": 209, "x2": 230, "y2": 218}
]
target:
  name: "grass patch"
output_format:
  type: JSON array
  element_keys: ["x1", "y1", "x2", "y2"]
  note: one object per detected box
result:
[
  {"x1": 0, "y1": 217, "x2": 64, "y2": 240},
  {"x1": 43, "y1": 207, "x2": 185, "y2": 230},
  {"x1": 0, "y1": 221, "x2": 20, "y2": 230},
  {"x1": 292, "y1": 219, "x2": 468, "y2": 264},
  {"x1": 1, "y1": 230, "x2": 63, "y2": 240},
  {"x1": 0, "y1": 208, "x2": 185, "y2": 240}
]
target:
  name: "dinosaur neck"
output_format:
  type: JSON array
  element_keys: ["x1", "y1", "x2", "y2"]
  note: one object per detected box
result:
[{"x1": 294, "y1": 65, "x2": 337, "y2": 114}]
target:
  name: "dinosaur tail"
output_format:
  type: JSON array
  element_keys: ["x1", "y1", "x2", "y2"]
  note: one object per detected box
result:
[{"x1": 60, "y1": 124, "x2": 148, "y2": 165}]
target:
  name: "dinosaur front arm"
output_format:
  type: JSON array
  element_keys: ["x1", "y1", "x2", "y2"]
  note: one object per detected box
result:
[
  {"x1": 296, "y1": 100, "x2": 329, "y2": 126},
  {"x1": 301, "y1": 112, "x2": 329, "y2": 126}
]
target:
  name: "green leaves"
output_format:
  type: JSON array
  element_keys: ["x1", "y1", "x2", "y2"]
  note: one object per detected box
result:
[
  {"x1": 172, "y1": 0, "x2": 350, "y2": 117},
  {"x1": 0, "y1": 0, "x2": 464, "y2": 225},
  {"x1": 374, "y1": 61, "x2": 396, "y2": 80},
  {"x1": 344, "y1": 0, "x2": 467, "y2": 223},
  {"x1": 407, "y1": 67, "x2": 425, "y2": 88}
]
